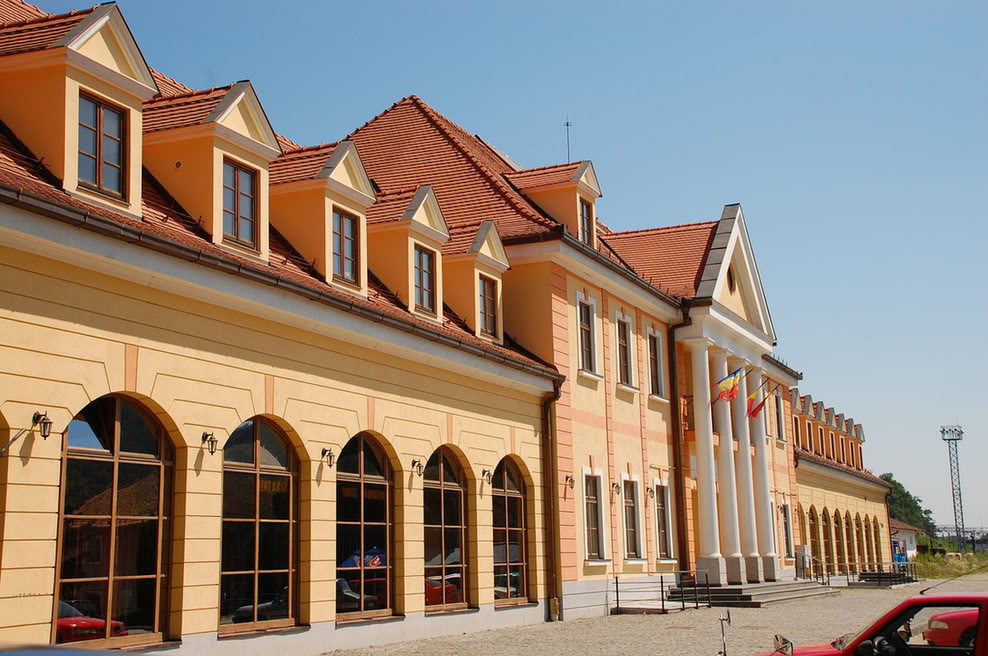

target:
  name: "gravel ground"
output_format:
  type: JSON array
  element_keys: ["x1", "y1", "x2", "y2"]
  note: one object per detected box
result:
[{"x1": 331, "y1": 573, "x2": 988, "y2": 656}]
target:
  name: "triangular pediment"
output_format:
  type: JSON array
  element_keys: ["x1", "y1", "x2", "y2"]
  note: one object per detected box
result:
[
  {"x1": 208, "y1": 81, "x2": 281, "y2": 153},
  {"x1": 402, "y1": 185, "x2": 449, "y2": 244},
  {"x1": 468, "y1": 220, "x2": 509, "y2": 272},
  {"x1": 63, "y1": 4, "x2": 157, "y2": 94},
  {"x1": 319, "y1": 141, "x2": 376, "y2": 201},
  {"x1": 576, "y1": 160, "x2": 601, "y2": 198}
]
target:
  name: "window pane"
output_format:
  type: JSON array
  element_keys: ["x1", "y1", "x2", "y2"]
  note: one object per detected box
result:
[
  {"x1": 117, "y1": 463, "x2": 159, "y2": 516},
  {"x1": 337, "y1": 570, "x2": 362, "y2": 613},
  {"x1": 508, "y1": 530, "x2": 522, "y2": 564},
  {"x1": 259, "y1": 474, "x2": 290, "y2": 520},
  {"x1": 492, "y1": 495, "x2": 505, "y2": 528},
  {"x1": 424, "y1": 527, "x2": 442, "y2": 566},
  {"x1": 424, "y1": 452, "x2": 440, "y2": 481},
  {"x1": 60, "y1": 518, "x2": 110, "y2": 579},
  {"x1": 102, "y1": 163, "x2": 121, "y2": 193},
  {"x1": 441, "y1": 454, "x2": 459, "y2": 485},
  {"x1": 57, "y1": 581, "x2": 109, "y2": 643},
  {"x1": 509, "y1": 564, "x2": 524, "y2": 599},
  {"x1": 446, "y1": 568, "x2": 463, "y2": 604},
  {"x1": 78, "y1": 153, "x2": 97, "y2": 184},
  {"x1": 70, "y1": 397, "x2": 115, "y2": 451},
  {"x1": 493, "y1": 529, "x2": 507, "y2": 564},
  {"x1": 423, "y1": 488, "x2": 441, "y2": 526},
  {"x1": 103, "y1": 108, "x2": 122, "y2": 138},
  {"x1": 239, "y1": 217, "x2": 254, "y2": 244},
  {"x1": 333, "y1": 240, "x2": 342, "y2": 276},
  {"x1": 505, "y1": 463, "x2": 521, "y2": 492},
  {"x1": 494, "y1": 566, "x2": 508, "y2": 600},
  {"x1": 444, "y1": 528, "x2": 462, "y2": 565},
  {"x1": 424, "y1": 567, "x2": 443, "y2": 606},
  {"x1": 223, "y1": 471, "x2": 256, "y2": 519},
  {"x1": 65, "y1": 458, "x2": 114, "y2": 516},
  {"x1": 239, "y1": 193, "x2": 253, "y2": 220},
  {"x1": 362, "y1": 440, "x2": 384, "y2": 478},
  {"x1": 257, "y1": 572, "x2": 289, "y2": 621},
  {"x1": 114, "y1": 519, "x2": 158, "y2": 576},
  {"x1": 118, "y1": 402, "x2": 158, "y2": 455},
  {"x1": 363, "y1": 568, "x2": 387, "y2": 610},
  {"x1": 492, "y1": 462, "x2": 505, "y2": 491},
  {"x1": 79, "y1": 124, "x2": 97, "y2": 155},
  {"x1": 363, "y1": 524, "x2": 387, "y2": 567},
  {"x1": 258, "y1": 522, "x2": 289, "y2": 570},
  {"x1": 337, "y1": 481, "x2": 361, "y2": 522},
  {"x1": 223, "y1": 187, "x2": 236, "y2": 213},
  {"x1": 337, "y1": 438, "x2": 359, "y2": 474},
  {"x1": 225, "y1": 421, "x2": 255, "y2": 464},
  {"x1": 102, "y1": 135, "x2": 121, "y2": 166},
  {"x1": 223, "y1": 162, "x2": 235, "y2": 187},
  {"x1": 364, "y1": 483, "x2": 387, "y2": 522},
  {"x1": 223, "y1": 210, "x2": 236, "y2": 237},
  {"x1": 112, "y1": 577, "x2": 155, "y2": 635},
  {"x1": 258, "y1": 422, "x2": 289, "y2": 469},
  {"x1": 337, "y1": 523, "x2": 361, "y2": 567},
  {"x1": 239, "y1": 169, "x2": 253, "y2": 194},
  {"x1": 507, "y1": 496, "x2": 521, "y2": 528},
  {"x1": 79, "y1": 97, "x2": 97, "y2": 126},
  {"x1": 443, "y1": 489, "x2": 461, "y2": 526},
  {"x1": 222, "y1": 521, "x2": 255, "y2": 572},
  {"x1": 220, "y1": 573, "x2": 253, "y2": 625}
]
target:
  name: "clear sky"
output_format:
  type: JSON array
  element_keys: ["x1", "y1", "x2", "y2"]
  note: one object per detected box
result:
[{"x1": 45, "y1": 0, "x2": 988, "y2": 529}]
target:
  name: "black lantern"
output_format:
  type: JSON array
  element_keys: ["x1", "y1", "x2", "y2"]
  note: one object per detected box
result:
[
  {"x1": 32, "y1": 411, "x2": 52, "y2": 439},
  {"x1": 201, "y1": 431, "x2": 218, "y2": 455}
]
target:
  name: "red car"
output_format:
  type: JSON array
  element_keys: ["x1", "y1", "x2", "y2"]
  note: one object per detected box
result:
[
  {"x1": 55, "y1": 600, "x2": 127, "y2": 643},
  {"x1": 757, "y1": 593, "x2": 985, "y2": 655}
]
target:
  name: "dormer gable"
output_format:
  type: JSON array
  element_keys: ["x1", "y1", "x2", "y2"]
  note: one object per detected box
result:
[
  {"x1": 142, "y1": 80, "x2": 281, "y2": 261},
  {"x1": 504, "y1": 160, "x2": 601, "y2": 248},
  {"x1": 444, "y1": 220, "x2": 510, "y2": 343},
  {"x1": 269, "y1": 140, "x2": 375, "y2": 295},
  {"x1": 0, "y1": 3, "x2": 157, "y2": 218}
]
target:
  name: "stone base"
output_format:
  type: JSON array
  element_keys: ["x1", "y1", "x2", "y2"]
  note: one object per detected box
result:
[
  {"x1": 725, "y1": 554, "x2": 747, "y2": 585},
  {"x1": 762, "y1": 554, "x2": 780, "y2": 582},
  {"x1": 745, "y1": 555, "x2": 764, "y2": 583},
  {"x1": 696, "y1": 555, "x2": 728, "y2": 586}
]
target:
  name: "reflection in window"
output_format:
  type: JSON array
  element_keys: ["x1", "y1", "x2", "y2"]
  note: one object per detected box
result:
[
  {"x1": 55, "y1": 396, "x2": 172, "y2": 646},
  {"x1": 492, "y1": 459, "x2": 527, "y2": 603},
  {"x1": 220, "y1": 418, "x2": 298, "y2": 630},
  {"x1": 423, "y1": 447, "x2": 467, "y2": 608},
  {"x1": 336, "y1": 433, "x2": 393, "y2": 618},
  {"x1": 78, "y1": 94, "x2": 125, "y2": 197}
]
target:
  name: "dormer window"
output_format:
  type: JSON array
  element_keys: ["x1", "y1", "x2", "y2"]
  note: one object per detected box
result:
[
  {"x1": 78, "y1": 94, "x2": 125, "y2": 198},
  {"x1": 414, "y1": 245, "x2": 436, "y2": 314},
  {"x1": 479, "y1": 275, "x2": 497, "y2": 336},
  {"x1": 580, "y1": 198, "x2": 593, "y2": 245},
  {"x1": 333, "y1": 208, "x2": 359, "y2": 285},
  {"x1": 222, "y1": 159, "x2": 257, "y2": 249}
]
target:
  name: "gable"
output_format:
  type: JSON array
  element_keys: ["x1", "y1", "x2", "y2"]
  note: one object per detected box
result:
[
  {"x1": 403, "y1": 184, "x2": 449, "y2": 243},
  {"x1": 75, "y1": 23, "x2": 137, "y2": 79},
  {"x1": 319, "y1": 141, "x2": 376, "y2": 205},
  {"x1": 715, "y1": 240, "x2": 760, "y2": 326},
  {"x1": 576, "y1": 160, "x2": 601, "y2": 197},
  {"x1": 63, "y1": 4, "x2": 157, "y2": 94},
  {"x1": 468, "y1": 220, "x2": 509, "y2": 272},
  {"x1": 219, "y1": 99, "x2": 266, "y2": 143},
  {"x1": 208, "y1": 81, "x2": 280, "y2": 153}
]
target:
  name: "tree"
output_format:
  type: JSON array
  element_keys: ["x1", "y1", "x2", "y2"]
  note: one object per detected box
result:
[{"x1": 881, "y1": 472, "x2": 936, "y2": 536}]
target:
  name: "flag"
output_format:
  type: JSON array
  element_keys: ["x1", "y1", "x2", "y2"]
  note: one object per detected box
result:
[
  {"x1": 748, "y1": 382, "x2": 781, "y2": 419},
  {"x1": 745, "y1": 379, "x2": 768, "y2": 417},
  {"x1": 714, "y1": 368, "x2": 743, "y2": 403}
]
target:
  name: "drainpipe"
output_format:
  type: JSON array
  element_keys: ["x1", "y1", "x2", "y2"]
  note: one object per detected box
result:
[
  {"x1": 541, "y1": 379, "x2": 563, "y2": 621},
  {"x1": 667, "y1": 304, "x2": 692, "y2": 574}
]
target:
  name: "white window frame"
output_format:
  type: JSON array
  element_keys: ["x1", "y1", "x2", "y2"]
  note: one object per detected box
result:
[
  {"x1": 774, "y1": 390, "x2": 785, "y2": 441},
  {"x1": 576, "y1": 291, "x2": 601, "y2": 379},
  {"x1": 645, "y1": 325, "x2": 668, "y2": 401},
  {"x1": 613, "y1": 308, "x2": 637, "y2": 391},
  {"x1": 652, "y1": 476, "x2": 674, "y2": 561},
  {"x1": 619, "y1": 473, "x2": 645, "y2": 561},
  {"x1": 829, "y1": 431, "x2": 836, "y2": 460},
  {"x1": 581, "y1": 466, "x2": 609, "y2": 563}
]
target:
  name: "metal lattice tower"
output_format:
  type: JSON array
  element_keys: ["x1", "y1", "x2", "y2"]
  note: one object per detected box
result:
[{"x1": 940, "y1": 425, "x2": 965, "y2": 543}]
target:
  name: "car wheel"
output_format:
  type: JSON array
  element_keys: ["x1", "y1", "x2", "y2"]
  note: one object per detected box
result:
[{"x1": 958, "y1": 627, "x2": 975, "y2": 648}]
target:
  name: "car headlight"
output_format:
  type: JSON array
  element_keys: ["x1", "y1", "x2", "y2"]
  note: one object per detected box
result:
[{"x1": 928, "y1": 620, "x2": 949, "y2": 630}]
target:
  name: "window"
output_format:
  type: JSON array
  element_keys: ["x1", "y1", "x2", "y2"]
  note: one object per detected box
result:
[
  {"x1": 220, "y1": 418, "x2": 298, "y2": 630},
  {"x1": 617, "y1": 318, "x2": 632, "y2": 386},
  {"x1": 817, "y1": 427, "x2": 824, "y2": 455},
  {"x1": 806, "y1": 421, "x2": 813, "y2": 451},
  {"x1": 793, "y1": 418, "x2": 802, "y2": 449},
  {"x1": 332, "y1": 209, "x2": 359, "y2": 285},
  {"x1": 492, "y1": 459, "x2": 527, "y2": 603},
  {"x1": 578, "y1": 301, "x2": 595, "y2": 372},
  {"x1": 655, "y1": 483, "x2": 671, "y2": 559},
  {"x1": 584, "y1": 474, "x2": 603, "y2": 560},
  {"x1": 840, "y1": 438, "x2": 847, "y2": 463},
  {"x1": 414, "y1": 245, "x2": 436, "y2": 314},
  {"x1": 867, "y1": 604, "x2": 982, "y2": 651},
  {"x1": 774, "y1": 391, "x2": 785, "y2": 440},
  {"x1": 336, "y1": 434, "x2": 392, "y2": 619},
  {"x1": 424, "y1": 448, "x2": 467, "y2": 608},
  {"x1": 623, "y1": 480, "x2": 640, "y2": 559},
  {"x1": 781, "y1": 504, "x2": 794, "y2": 558},
  {"x1": 479, "y1": 275, "x2": 497, "y2": 336},
  {"x1": 648, "y1": 333, "x2": 663, "y2": 397},
  {"x1": 55, "y1": 396, "x2": 173, "y2": 646},
  {"x1": 579, "y1": 198, "x2": 593, "y2": 245},
  {"x1": 857, "y1": 444, "x2": 863, "y2": 469},
  {"x1": 829, "y1": 432, "x2": 836, "y2": 460},
  {"x1": 727, "y1": 266, "x2": 736, "y2": 293},
  {"x1": 222, "y1": 160, "x2": 257, "y2": 248},
  {"x1": 78, "y1": 94, "x2": 125, "y2": 198}
]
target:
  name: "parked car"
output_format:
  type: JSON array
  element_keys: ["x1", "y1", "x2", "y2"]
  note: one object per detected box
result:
[
  {"x1": 757, "y1": 593, "x2": 985, "y2": 655},
  {"x1": 55, "y1": 600, "x2": 127, "y2": 643}
]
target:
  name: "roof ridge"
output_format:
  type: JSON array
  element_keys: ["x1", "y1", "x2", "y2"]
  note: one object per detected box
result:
[
  {"x1": 509, "y1": 160, "x2": 583, "y2": 175},
  {"x1": 149, "y1": 67, "x2": 195, "y2": 94},
  {"x1": 143, "y1": 83, "x2": 234, "y2": 106},
  {"x1": 406, "y1": 96, "x2": 557, "y2": 231},
  {"x1": 0, "y1": 4, "x2": 93, "y2": 29},
  {"x1": 274, "y1": 140, "x2": 341, "y2": 157},
  {"x1": 606, "y1": 219, "x2": 719, "y2": 238},
  {"x1": 374, "y1": 185, "x2": 421, "y2": 198}
]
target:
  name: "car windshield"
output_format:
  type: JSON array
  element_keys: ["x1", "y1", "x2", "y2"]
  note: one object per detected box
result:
[
  {"x1": 833, "y1": 607, "x2": 892, "y2": 650},
  {"x1": 58, "y1": 601, "x2": 83, "y2": 618}
]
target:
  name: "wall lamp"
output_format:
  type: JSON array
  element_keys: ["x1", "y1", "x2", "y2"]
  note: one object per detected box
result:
[
  {"x1": 0, "y1": 410, "x2": 54, "y2": 457},
  {"x1": 611, "y1": 482, "x2": 621, "y2": 494},
  {"x1": 481, "y1": 468, "x2": 493, "y2": 485},
  {"x1": 564, "y1": 475, "x2": 575, "y2": 489},
  {"x1": 647, "y1": 486, "x2": 655, "y2": 499},
  {"x1": 411, "y1": 458, "x2": 424, "y2": 477},
  {"x1": 321, "y1": 447, "x2": 335, "y2": 467},
  {"x1": 201, "y1": 431, "x2": 218, "y2": 456}
]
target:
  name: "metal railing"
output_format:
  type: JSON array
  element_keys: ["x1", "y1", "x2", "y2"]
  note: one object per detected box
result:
[
  {"x1": 796, "y1": 558, "x2": 918, "y2": 586},
  {"x1": 612, "y1": 570, "x2": 711, "y2": 614},
  {"x1": 795, "y1": 552, "x2": 830, "y2": 585}
]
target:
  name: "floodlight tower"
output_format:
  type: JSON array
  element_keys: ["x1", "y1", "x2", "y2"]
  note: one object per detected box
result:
[{"x1": 940, "y1": 425, "x2": 965, "y2": 546}]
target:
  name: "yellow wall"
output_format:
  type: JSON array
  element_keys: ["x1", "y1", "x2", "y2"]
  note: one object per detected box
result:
[
  {"x1": 522, "y1": 187, "x2": 594, "y2": 247},
  {"x1": 0, "y1": 64, "x2": 67, "y2": 179},
  {"x1": 501, "y1": 262, "x2": 554, "y2": 364}
]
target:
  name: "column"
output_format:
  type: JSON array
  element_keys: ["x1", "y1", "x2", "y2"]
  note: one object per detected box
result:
[
  {"x1": 710, "y1": 350, "x2": 744, "y2": 585},
  {"x1": 729, "y1": 357, "x2": 761, "y2": 583},
  {"x1": 688, "y1": 339, "x2": 726, "y2": 585},
  {"x1": 749, "y1": 367, "x2": 779, "y2": 580}
]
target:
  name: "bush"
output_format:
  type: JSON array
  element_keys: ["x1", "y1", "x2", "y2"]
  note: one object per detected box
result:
[{"x1": 915, "y1": 552, "x2": 988, "y2": 579}]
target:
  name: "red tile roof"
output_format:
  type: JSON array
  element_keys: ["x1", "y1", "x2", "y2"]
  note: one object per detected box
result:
[
  {"x1": 504, "y1": 161, "x2": 583, "y2": 191},
  {"x1": 268, "y1": 141, "x2": 339, "y2": 185},
  {"x1": 0, "y1": 6, "x2": 92, "y2": 56},
  {"x1": 796, "y1": 449, "x2": 890, "y2": 488},
  {"x1": 142, "y1": 84, "x2": 233, "y2": 133},
  {"x1": 601, "y1": 221, "x2": 718, "y2": 298},
  {"x1": 150, "y1": 67, "x2": 195, "y2": 98},
  {"x1": 0, "y1": 0, "x2": 48, "y2": 23},
  {"x1": 365, "y1": 186, "x2": 418, "y2": 225}
]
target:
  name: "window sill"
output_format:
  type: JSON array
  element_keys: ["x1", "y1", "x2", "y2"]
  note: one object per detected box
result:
[
  {"x1": 119, "y1": 640, "x2": 182, "y2": 652},
  {"x1": 578, "y1": 368, "x2": 603, "y2": 382},
  {"x1": 775, "y1": 439, "x2": 787, "y2": 447},
  {"x1": 217, "y1": 624, "x2": 310, "y2": 640},
  {"x1": 655, "y1": 558, "x2": 678, "y2": 565},
  {"x1": 624, "y1": 558, "x2": 647, "y2": 564},
  {"x1": 335, "y1": 613, "x2": 405, "y2": 628},
  {"x1": 648, "y1": 394, "x2": 670, "y2": 405},
  {"x1": 494, "y1": 600, "x2": 538, "y2": 610},
  {"x1": 332, "y1": 275, "x2": 362, "y2": 291},
  {"x1": 584, "y1": 559, "x2": 611, "y2": 566},
  {"x1": 424, "y1": 606, "x2": 480, "y2": 617},
  {"x1": 616, "y1": 383, "x2": 639, "y2": 394}
]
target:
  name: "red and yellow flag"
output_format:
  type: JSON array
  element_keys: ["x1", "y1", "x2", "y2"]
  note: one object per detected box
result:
[{"x1": 714, "y1": 368, "x2": 743, "y2": 403}]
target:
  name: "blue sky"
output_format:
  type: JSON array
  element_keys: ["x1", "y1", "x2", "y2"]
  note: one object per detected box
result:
[{"x1": 47, "y1": 0, "x2": 988, "y2": 529}]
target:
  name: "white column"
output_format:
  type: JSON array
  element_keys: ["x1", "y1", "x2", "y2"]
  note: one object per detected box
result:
[
  {"x1": 750, "y1": 367, "x2": 779, "y2": 580},
  {"x1": 688, "y1": 340, "x2": 726, "y2": 585},
  {"x1": 709, "y1": 350, "x2": 744, "y2": 584},
  {"x1": 729, "y1": 357, "x2": 762, "y2": 583}
]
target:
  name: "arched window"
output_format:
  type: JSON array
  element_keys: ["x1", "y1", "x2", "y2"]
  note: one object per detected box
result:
[
  {"x1": 808, "y1": 508, "x2": 820, "y2": 576},
  {"x1": 492, "y1": 458, "x2": 527, "y2": 604},
  {"x1": 845, "y1": 512, "x2": 856, "y2": 573},
  {"x1": 873, "y1": 518, "x2": 883, "y2": 567},
  {"x1": 55, "y1": 396, "x2": 173, "y2": 647},
  {"x1": 821, "y1": 510, "x2": 834, "y2": 574},
  {"x1": 855, "y1": 515, "x2": 866, "y2": 571},
  {"x1": 220, "y1": 418, "x2": 298, "y2": 630},
  {"x1": 336, "y1": 433, "x2": 393, "y2": 618},
  {"x1": 833, "y1": 512, "x2": 846, "y2": 574},
  {"x1": 423, "y1": 447, "x2": 467, "y2": 608},
  {"x1": 864, "y1": 515, "x2": 874, "y2": 570}
]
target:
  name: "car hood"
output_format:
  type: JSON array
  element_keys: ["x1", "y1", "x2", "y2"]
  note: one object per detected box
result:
[{"x1": 753, "y1": 642, "x2": 842, "y2": 656}]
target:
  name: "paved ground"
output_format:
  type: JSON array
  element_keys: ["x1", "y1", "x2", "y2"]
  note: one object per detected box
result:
[{"x1": 331, "y1": 572, "x2": 988, "y2": 656}]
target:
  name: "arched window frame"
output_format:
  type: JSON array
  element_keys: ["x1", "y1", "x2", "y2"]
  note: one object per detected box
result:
[
  {"x1": 423, "y1": 447, "x2": 468, "y2": 610},
  {"x1": 53, "y1": 395, "x2": 174, "y2": 648},
  {"x1": 491, "y1": 458, "x2": 529, "y2": 605}
]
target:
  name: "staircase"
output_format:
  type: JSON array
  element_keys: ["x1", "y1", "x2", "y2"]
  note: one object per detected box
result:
[{"x1": 666, "y1": 579, "x2": 838, "y2": 608}]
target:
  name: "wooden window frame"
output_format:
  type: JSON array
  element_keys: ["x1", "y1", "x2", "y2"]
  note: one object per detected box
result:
[
  {"x1": 623, "y1": 480, "x2": 640, "y2": 559},
  {"x1": 617, "y1": 319, "x2": 632, "y2": 386},
  {"x1": 423, "y1": 448, "x2": 468, "y2": 611},
  {"x1": 584, "y1": 474, "x2": 602, "y2": 560},
  {"x1": 774, "y1": 392, "x2": 785, "y2": 441},
  {"x1": 647, "y1": 333, "x2": 662, "y2": 397},
  {"x1": 492, "y1": 459, "x2": 528, "y2": 606},
  {"x1": 78, "y1": 92, "x2": 127, "y2": 200},
  {"x1": 579, "y1": 198, "x2": 593, "y2": 245},
  {"x1": 53, "y1": 396, "x2": 172, "y2": 649},
  {"x1": 336, "y1": 434, "x2": 393, "y2": 621},
  {"x1": 817, "y1": 427, "x2": 824, "y2": 456},
  {"x1": 479, "y1": 275, "x2": 497, "y2": 337},
  {"x1": 654, "y1": 484, "x2": 670, "y2": 559},
  {"x1": 578, "y1": 301, "x2": 595, "y2": 373},
  {"x1": 219, "y1": 419, "x2": 299, "y2": 634},
  {"x1": 222, "y1": 159, "x2": 259, "y2": 250},
  {"x1": 414, "y1": 245, "x2": 437, "y2": 315},
  {"x1": 332, "y1": 208, "x2": 360, "y2": 286}
]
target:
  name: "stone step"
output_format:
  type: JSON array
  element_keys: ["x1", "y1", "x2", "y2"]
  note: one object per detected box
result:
[{"x1": 665, "y1": 579, "x2": 836, "y2": 608}]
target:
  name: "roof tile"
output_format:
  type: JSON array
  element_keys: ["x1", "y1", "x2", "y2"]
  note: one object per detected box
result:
[
  {"x1": 268, "y1": 142, "x2": 339, "y2": 185},
  {"x1": 504, "y1": 161, "x2": 582, "y2": 191},
  {"x1": 142, "y1": 85, "x2": 233, "y2": 133},
  {"x1": 0, "y1": 6, "x2": 91, "y2": 56}
]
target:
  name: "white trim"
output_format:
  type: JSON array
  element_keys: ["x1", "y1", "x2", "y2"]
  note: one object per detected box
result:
[
  {"x1": 619, "y1": 473, "x2": 645, "y2": 560},
  {"x1": 645, "y1": 325, "x2": 668, "y2": 400},
  {"x1": 575, "y1": 291, "x2": 600, "y2": 376},
  {"x1": 581, "y1": 466, "x2": 608, "y2": 561},
  {"x1": 577, "y1": 369, "x2": 603, "y2": 383},
  {"x1": 782, "y1": 503, "x2": 795, "y2": 558},
  {"x1": 66, "y1": 49, "x2": 157, "y2": 100},
  {"x1": 613, "y1": 308, "x2": 636, "y2": 387},
  {"x1": 652, "y1": 476, "x2": 674, "y2": 560}
]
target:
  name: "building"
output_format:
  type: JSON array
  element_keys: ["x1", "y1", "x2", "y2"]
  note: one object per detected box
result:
[
  {"x1": 890, "y1": 519, "x2": 921, "y2": 561},
  {"x1": 0, "y1": 0, "x2": 892, "y2": 651}
]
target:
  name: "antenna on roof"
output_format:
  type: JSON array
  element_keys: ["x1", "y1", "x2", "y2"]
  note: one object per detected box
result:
[{"x1": 563, "y1": 115, "x2": 572, "y2": 162}]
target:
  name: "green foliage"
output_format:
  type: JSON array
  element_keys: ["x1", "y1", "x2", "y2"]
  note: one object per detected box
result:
[
  {"x1": 914, "y1": 552, "x2": 988, "y2": 579},
  {"x1": 880, "y1": 472, "x2": 936, "y2": 536}
]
